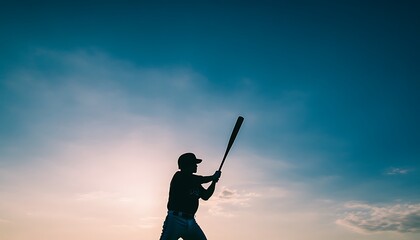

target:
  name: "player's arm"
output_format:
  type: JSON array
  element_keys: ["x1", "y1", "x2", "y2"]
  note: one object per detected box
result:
[
  {"x1": 196, "y1": 171, "x2": 221, "y2": 184},
  {"x1": 200, "y1": 171, "x2": 221, "y2": 201},
  {"x1": 200, "y1": 181, "x2": 217, "y2": 200}
]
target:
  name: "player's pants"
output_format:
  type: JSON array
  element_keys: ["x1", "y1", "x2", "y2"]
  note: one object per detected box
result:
[{"x1": 159, "y1": 211, "x2": 207, "y2": 240}]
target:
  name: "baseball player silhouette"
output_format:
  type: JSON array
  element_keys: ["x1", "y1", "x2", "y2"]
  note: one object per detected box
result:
[{"x1": 159, "y1": 152, "x2": 221, "y2": 240}]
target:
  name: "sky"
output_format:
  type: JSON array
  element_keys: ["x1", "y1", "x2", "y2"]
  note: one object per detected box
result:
[{"x1": 0, "y1": 0, "x2": 419, "y2": 239}]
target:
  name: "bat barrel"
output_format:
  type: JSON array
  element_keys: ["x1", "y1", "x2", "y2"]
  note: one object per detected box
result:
[{"x1": 218, "y1": 116, "x2": 244, "y2": 171}]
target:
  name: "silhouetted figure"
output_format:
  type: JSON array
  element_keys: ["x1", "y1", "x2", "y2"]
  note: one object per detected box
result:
[{"x1": 159, "y1": 152, "x2": 221, "y2": 240}]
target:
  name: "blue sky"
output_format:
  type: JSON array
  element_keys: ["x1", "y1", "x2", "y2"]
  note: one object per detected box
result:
[{"x1": 1, "y1": 1, "x2": 419, "y2": 239}]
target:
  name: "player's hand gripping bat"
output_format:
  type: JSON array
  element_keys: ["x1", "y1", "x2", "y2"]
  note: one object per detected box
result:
[{"x1": 218, "y1": 116, "x2": 244, "y2": 171}]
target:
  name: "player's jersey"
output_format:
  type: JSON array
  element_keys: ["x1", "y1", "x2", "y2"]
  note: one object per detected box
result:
[{"x1": 167, "y1": 171, "x2": 205, "y2": 214}]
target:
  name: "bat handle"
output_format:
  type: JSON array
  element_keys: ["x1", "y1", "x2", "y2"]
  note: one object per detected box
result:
[{"x1": 218, "y1": 151, "x2": 229, "y2": 171}]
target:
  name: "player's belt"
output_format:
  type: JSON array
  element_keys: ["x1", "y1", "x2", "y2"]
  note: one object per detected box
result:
[{"x1": 168, "y1": 210, "x2": 195, "y2": 219}]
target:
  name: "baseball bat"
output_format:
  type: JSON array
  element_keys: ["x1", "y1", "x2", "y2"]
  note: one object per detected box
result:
[{"x1": 218, "y1": 116, "x2": 244, "y2": 171}]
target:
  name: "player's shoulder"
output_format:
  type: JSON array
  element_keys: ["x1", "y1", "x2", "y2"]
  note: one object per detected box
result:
[
  {"x1": 173, "y1": 171, "x2": 191, "y2": 179},
  {"x1": 172, "y1": 171, "x2": 183, "y2": 179},
  {"x1": 173, "y1": 171, "x2": 202, "y2": 180}
]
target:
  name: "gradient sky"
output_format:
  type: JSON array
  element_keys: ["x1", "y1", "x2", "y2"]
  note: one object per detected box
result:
[{"x1": 1, "y1": 1, "x2": 419, "y2": 240}]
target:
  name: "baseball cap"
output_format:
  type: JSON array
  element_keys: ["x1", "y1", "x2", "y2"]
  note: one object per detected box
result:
[{"x1": 178, "y1": 152, "x2": 202, "y2": 169}]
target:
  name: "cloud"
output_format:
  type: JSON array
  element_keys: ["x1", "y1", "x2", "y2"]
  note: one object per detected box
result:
[
  {"x1": 1, "y1": 49, "x2": 256, "y2": 162},
  {"x1": 3, "y1": 49, "x2": 209, "y2": 118},
  {"x1": 0, "y1": 218, "x2": 12, "y2": 224},
  {"x1": 204, "y1": 186, "x2": 259, "y2": 217},
  {"x1": 219, "y1": 188, "x2": 236, "y2": 199},
  {"x1": 217, "y1": 187, "x2": 259, "y2": 204},
  {"x1": 336, "y1": 202, "x2": 420, "y2": 233},
  {"x1": 204, "y1": 184, "x2": 292, "y2": 218},
  {"x1": 385, "y1": 167, "x2": 411, "y2": 175}
]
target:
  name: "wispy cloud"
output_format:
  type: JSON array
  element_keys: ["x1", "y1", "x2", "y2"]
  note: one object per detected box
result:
[
  {"x1": 1, "y1": 49, "x2": 256, "y2": 160},
  {"x1": 384, "y1": 167, "x2": 411, "y2": 175},
  {"x1": 205, "y1": 186, "x2": 258, "y2": 217},
  {"x1": 203, "y1": 184, "x2": 295, "y2": 218},
  {"x1": 0, "y1": 218, "x2": 12, "y2": 224},
  {"x1": 336, "y1": 202, "x2": 420, "y2": 233}
]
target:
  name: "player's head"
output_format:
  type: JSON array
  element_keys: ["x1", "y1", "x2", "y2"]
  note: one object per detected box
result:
[{"x1": 178, "y1": 152, "x2": 202, "y2": 173}]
